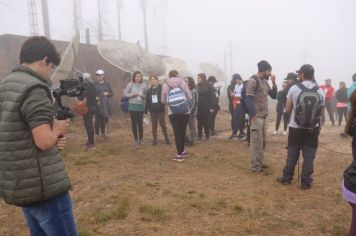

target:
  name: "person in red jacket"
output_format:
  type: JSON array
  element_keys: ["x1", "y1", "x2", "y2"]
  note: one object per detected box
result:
[{"x1": 321, "y1": 78, "x2": 335, "y2": 126}]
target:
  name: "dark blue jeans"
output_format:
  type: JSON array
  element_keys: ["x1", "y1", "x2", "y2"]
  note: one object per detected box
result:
[
  {"x1": 232, "y1": 103, "x2": 245, "y2": 136},
  {"x1": 22, "y1": 192, "x2": 78, "y2": 236}
]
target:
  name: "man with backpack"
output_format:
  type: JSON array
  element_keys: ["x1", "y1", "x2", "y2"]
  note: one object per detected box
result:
[
  {"x1": 245, "y1": 60, "x2": 277, "y2": 172},
  {"x1": 276, "y1": 64, "x2": 325, "y2": 189},
  {"x1": 161, "y1": 70, "x2": 192, "y2": 161}
]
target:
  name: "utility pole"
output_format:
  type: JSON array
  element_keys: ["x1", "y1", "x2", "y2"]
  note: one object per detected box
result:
[
  {"x1": 97, "y1": 0, "x2": 103, "y2": 42},
  {"x1": 140, "y1": 0, "x2": 149, "y2": 50},
  {"x1": 41, "y1": 0, "x2": 51, "y2": 38},
  {"x1": 27, "y1": 0, "x2": 39, "y2": 36},
  {"x1": 117, "y1": 0, "x2": 123, "y2": 40},
  {"x1": 73, "y1": 0, "x2": 83, "y2": 40},
  {"x1": 229, "y1": 41, "x2": 233, "y2": 76}
]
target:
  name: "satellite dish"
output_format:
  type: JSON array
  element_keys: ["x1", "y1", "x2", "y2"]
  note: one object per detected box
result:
[
  {"x1": 97, "y1": 40, "x2": 166, "y2": 77},
  {"x1": 199, "y1": 62, "x2": 227, "y2": 83},
  {"x1": 159, "y1": 55, "x2": 191, "y2": 77},
  {"x1": 51, "y1": 31, "x2": 80, "y2": 87}
]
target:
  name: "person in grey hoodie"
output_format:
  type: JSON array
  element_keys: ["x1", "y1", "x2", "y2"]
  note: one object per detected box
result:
[
  {"x1": 124, "y1": 71, "x2": 147, "y2": 145},
  {"x1": 184, "y1": 76, "x2": 198, "y2": 145},
  {"x1": 161, "y1": 70, "x2": 192, "y2": 161}
]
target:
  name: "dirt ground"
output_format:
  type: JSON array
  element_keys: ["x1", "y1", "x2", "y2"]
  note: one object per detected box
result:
[{"x1": 0, "y1": 111, "x2": 353, "y2": 236}]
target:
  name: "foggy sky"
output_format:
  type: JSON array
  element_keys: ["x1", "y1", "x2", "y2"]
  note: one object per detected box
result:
[{"x1": 1, "y1": 0, "x2": 356, "y2": 87}]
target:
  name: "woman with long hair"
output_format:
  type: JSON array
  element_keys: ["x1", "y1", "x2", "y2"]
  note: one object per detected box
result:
[
  {"x1": 145, "y1": 75, "x2": 170, "y2": 145},
  {"x1": 196, "y1": 73, "x2": 215, "y2": 141},
  {"x1": 343, "y1": 91, "x2": 356, "y2": 236},
  {"x1": 184, "y1": 77, "x2": 198, "y2": 145},
  {"x1": 124, "y1": 71, "x2": 147, "y2": 145},
  {"x1": 336, "y1": 81, "x2": 348, "y2": 126}
]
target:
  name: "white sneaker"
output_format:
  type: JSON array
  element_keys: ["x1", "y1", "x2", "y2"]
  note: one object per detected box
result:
[
  {"x1": 273, "y1": 131, "x2": 278, "y2": 135},
  {"x1": 282, "y1": 131, "x2": 287, "y2": 136}
]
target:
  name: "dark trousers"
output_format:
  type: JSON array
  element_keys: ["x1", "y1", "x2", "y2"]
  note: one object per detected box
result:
[
  {"x1": 209, "y1": 110, "x2": 218, "y2": 133},
  {"x1": 169, "y1": 114, "x2": 189, "y2": 155},
  {"x1": 129, "y1": 111, "x2": 144, "y2": 141},
  {"x1": 282, "y1": 127, "x2": 319, "y2": 184},
  {"x1": 84, "y1": 106, "x2": 99, "y2": 145},
  {"x1": 232, "y1": 104, "x2": 245, "y2": 136},
  {"x1": 337, "y1": 107, "x2": 348, "y2": 125},
  {"x1": 150, "y1": 112, "x2": 169, "y2": 141},
  {"x1": 350, "y1": 202, "x2": 356, "y2": 236},
  {"x1": 229, "y1": 106, "x2": 234, "y2": 131},
  {"x1": 95, "y1": 112, "x2": 107, "y2": 136},
  {"x1": 322, "y1": 101, "x2": 335, "y2": 125},
  {"x1": 275, "y1": 112, "x2": 289, "y2": 131},
  {"x1": 197, "y1": 112, "x2": 210, "y2": 139}
]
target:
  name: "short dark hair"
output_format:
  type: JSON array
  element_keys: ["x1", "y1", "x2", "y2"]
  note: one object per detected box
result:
[
  {"x1": 185, "y1": 77, "x2": 196, "y2": 90},
  {"x1": 20, "y1": 36, "x2": 60, "y2": 66},
  {"x1": 297, "y1": 64, "x2": 314, "y2": 80},
  {"x1": 168, "y1": 70, "x2": 178, "y2": 78},
  {"x1": 352, "y1": 73, "x2": 356, "y2": 82},
  {"x1": 132, "y1": 71, "x2": 143, "y2": 83}
]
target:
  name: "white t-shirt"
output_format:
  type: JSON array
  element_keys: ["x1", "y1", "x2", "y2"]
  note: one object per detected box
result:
[
  {"x1": 287, "y1": 81, "x2": 326, "y2": 128},
  {"x1": 234, "y1": 84, "x2": 243, "y2": 97}
]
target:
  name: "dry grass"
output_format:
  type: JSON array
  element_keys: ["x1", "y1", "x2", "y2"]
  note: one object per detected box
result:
[{"x1": 0, "y1": 111, "x2": 352, "y2": 236}]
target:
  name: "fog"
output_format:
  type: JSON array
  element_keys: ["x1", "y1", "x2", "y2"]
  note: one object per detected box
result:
[{"x1": 1, "y1": 0, "x2": 356, "y2": 87}]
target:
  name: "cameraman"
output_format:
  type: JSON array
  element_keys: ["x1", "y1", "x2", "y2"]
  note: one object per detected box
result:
[{"x1": 0, "y1": 37, "x2": 77, "y2": 235}]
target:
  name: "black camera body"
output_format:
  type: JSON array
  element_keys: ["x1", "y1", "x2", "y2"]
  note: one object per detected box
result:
[{"x1": 52, "y1": 77, "x2": 86, "y2": 120}]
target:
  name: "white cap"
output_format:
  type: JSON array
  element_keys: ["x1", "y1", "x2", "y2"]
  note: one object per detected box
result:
[
  {"x1": 82, "y1": 72, "x2": 91, "y2": 80},
  {"x1": 96, "y1": 69, "x2": 104, "y2": 75}
]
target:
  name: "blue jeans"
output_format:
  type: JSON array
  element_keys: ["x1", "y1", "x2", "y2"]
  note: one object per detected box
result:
[{"x1": 22, "y1": 192, "x2": 78, "y2": 236}]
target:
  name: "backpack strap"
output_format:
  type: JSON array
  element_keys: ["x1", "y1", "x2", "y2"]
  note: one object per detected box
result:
[{"x1": 249, "y1": 75, "x2": 260, "y2": 94}]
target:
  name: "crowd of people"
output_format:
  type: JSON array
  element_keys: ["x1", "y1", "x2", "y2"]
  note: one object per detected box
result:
[{"x1": 2, "y1": 36, "x2": 356, "y2": 235}]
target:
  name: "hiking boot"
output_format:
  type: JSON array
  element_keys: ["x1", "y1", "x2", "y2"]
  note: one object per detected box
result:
[
  {"x1": 276, "y1": 177, "x2": 291, "y2": 185},
  {"x1": 152, "y1": 140, "x2": 158, "y2": 146},
  {"x1": 172, "y1": 155, "x2": 184, "y2": 162},
  {"x1": 262, "y1": 164, "x2": 269, "y2": 169},
  {"x1": 181, "y1": 151, "x2": 190, "y2": 157},
  {"x1": 301, "y1": 182, "x2": 311, "y2": 190},
  {"x1": 85, "y1": 144, "x2": 96, "y2": 151},
  {"x1": 228, "y1": 135, "x2": 238, "y2": 141},
  {"x1": 238, "y1": 133, "x2": 246, "y2": 139}
]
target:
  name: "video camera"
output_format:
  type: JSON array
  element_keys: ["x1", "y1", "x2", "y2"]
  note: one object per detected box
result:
[{"x1": 52, "y1": 77, "x2": 86, "y2": 120}]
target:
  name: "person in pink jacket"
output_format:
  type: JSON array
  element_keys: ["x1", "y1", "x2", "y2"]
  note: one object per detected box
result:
[{"x1": 161, "y1": 70, "x2": 192, "y2": 162}]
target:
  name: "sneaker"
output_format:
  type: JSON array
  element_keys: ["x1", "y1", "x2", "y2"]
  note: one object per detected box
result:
[
  {"x1": 85, "y1": 144, "x2": 96, "y2": 151},
  {"x1": 152, "y1": 140, "x2": 158, "y2": 146},
  {"x1": 172, "y1": 155, "x2": 184, "y2": 162},
  {"x1": 133, "y1": 140, "x2": 139, "y2": 146},
  {"x1": 164, "y1": 139, "x2": 171, "y2": 145},
  {"x1": 181, "y1": 151, "x2": 190, "y2": 157},
  {"x1": 282, "y1": 131, "x2": 287, "y2": 136},
  {"x1": 301, "y1": 182, "x2": 311, "y2": 190},
  {"x1": 251, "y1": 168, "x2": 263, "y2": 173},
  {"x1": 210, "y1": 132, "x2": 217, "y2": 137},
  {"x1": 272, "y1": 130, "x2": 278, "y2": 135},
  {"x1": 138, "y1": 140, "x2": 144, "y2": 145},
  {"x1": 262, "y1": 164, "x2": 269, "y2": 169},
  {"x1": 228, "y1": 135, "x2": 238, "y2": 141},
  {"x1": 276, "y1": 177, "x2": 291, "y2": 185}
]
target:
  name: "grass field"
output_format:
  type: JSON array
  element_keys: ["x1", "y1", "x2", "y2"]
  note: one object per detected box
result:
[{"x1": 0, "y1": 111, "x2": 352, "y2": 236}]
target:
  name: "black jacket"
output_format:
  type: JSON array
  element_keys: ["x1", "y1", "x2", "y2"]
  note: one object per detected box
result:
[
  {"x1": 344, "y1": 119, "x2": 356, "y2": 193},
  {"x1": 145, "y1": 84, "x2": 165, "y2": 113},
  {"x1": 197, "y1": 84, "x2": 215, "y2": 117},
  {"x1": 336, "y1": 88, "x2": 348, "y2": 103}
]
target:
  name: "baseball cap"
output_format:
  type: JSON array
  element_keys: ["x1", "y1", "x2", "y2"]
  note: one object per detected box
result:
[
  {"x1": 207, "y1": 76, "x2": 217, "y2": 83},
  {"x1": 296, "y1": 64, "x2": 314, "y2": 79},
  {"x1": 284, "y1": 72, "x2": 298, "y2": 81},
  {"x1": 96, "y1": 69, "x2": 104, "y2": 75}
]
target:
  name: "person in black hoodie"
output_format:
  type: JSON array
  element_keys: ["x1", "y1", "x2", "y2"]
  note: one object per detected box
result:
[
  {"x1": 145, "y1": 75, "x2": 171, "y2": 145},
  {"x1": 343, "y1": 91, "x2": 356, "y2": 236},
  {"x1": 208, "y1": 76, "x2": 220, "y2": 136},
  {"x1": 197, "y1": 73, "x2": 215, "y2": 140},
  {"x1": 335, "y1": 81, "x2": 348, "y2": 126}
]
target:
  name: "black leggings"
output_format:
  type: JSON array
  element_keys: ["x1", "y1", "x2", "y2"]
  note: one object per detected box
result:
[
  {"x1": 337, "y1": 107, "x2": 348, "y2": 125},
  {"x1": 129, "y1": 111, "x2": 144, "y2": 141},
  {"x1": 350, "y1": 202, "x2": 356, "y2": 236},
  {"x1": 169, "y1": 114, "x2": 189, "y2": 155},
  {"x1": 276, "y1": 112, "x2": 289, "y2": 131},
  {"x1": 197, "y1": 113, "x2": 210, "y2": 139}
]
